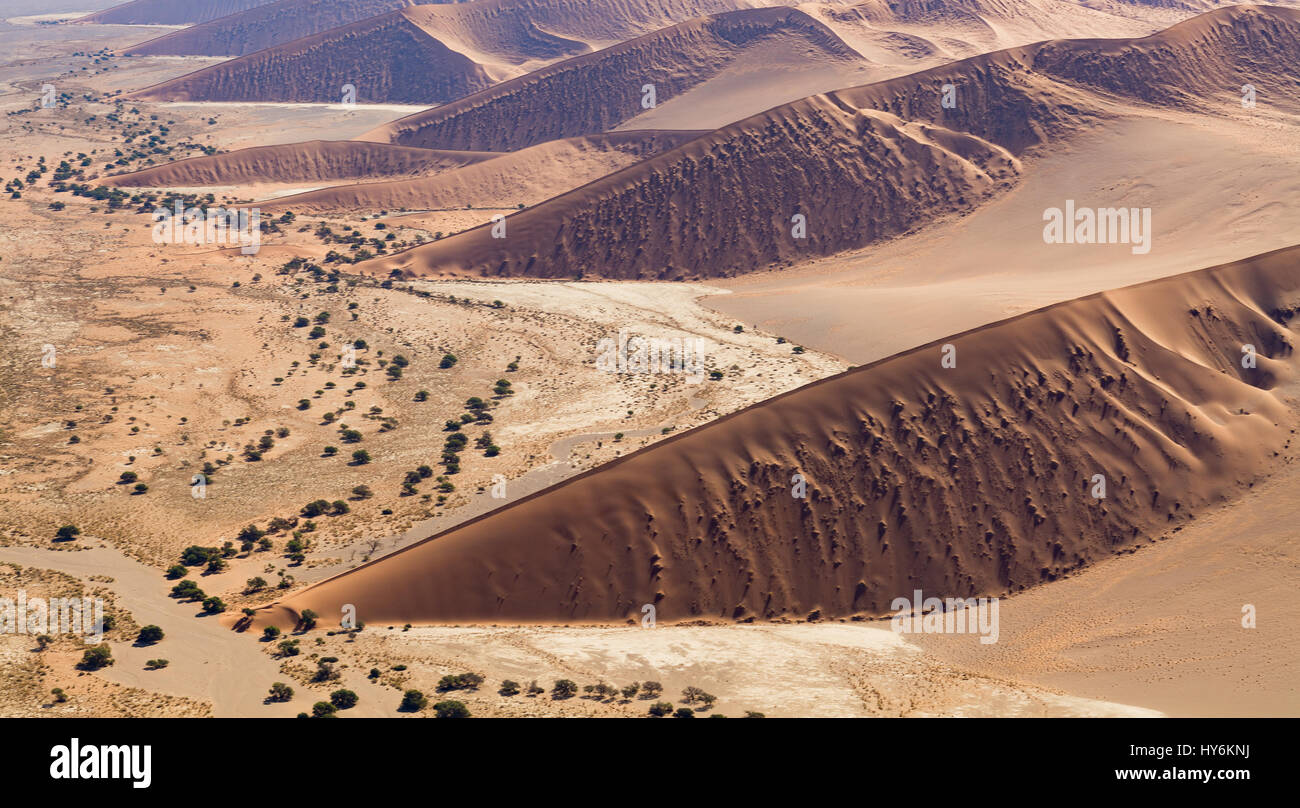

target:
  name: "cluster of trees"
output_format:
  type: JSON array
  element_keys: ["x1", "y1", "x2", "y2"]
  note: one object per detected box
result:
[{"x1": 397, "y1": 689, "x2": 468, "y2": 718}]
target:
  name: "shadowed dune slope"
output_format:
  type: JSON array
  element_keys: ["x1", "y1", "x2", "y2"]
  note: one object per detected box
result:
[
  {"x1": 263, "y1": 131, "x2": 706, "y2": 213},
  {"x1": 255, "y1": 245, "x2": 1300, "y2": 628},
  {"x1": 362, "y1": 5, "x2": 1300, "y2": 280},
  {"x1": 128, "y1": 9, "x2": 492, "y2": 104},
  {"x1": 358, "y1": 7, "x2": 864, "y2": 151},
  {"x1": 79, "y1": 0, "x2": 281, "y2": 25},
  {"x1": 119, "y1": 0, "x2": 791, "y2": 59},
  {"x1": 98, "y1": 141, "x2": 499, "y2": 187}
]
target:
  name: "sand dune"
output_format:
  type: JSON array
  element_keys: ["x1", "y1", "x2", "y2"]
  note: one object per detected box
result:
[
  {"x1": 79, "y1": 0, "x2": 282, "y2": 25},
  {"x1": 128, "y1": 7, "x2": 494, "y2": 104},
  {"x1": 124, "y1": 2, "x2": 848, "y2": 105},
  {"x1": 364, "y1": 5, "x2": 1300, "y2": 280},
  {"x1": 359, "y1": 7, "x2": 863, "y2": 150},
  {"x1": 97, "y1": 140, "x2": 499, "y2": 187},
  {"x1": 255, "y1": 244, "x2": 1300, "y2": 628},
  {"x1": 817, "y1": 0, "x2": 1194, "y2": 61},
  {"x1": 119, "y1": 0, "x2": 797, "y2": 59},
  {"x1": 120, "y1": 0, "x2": 421, "y2": 57},
  {"x1": 263, "y1": 131, "x2": 705, "y2": 213}
]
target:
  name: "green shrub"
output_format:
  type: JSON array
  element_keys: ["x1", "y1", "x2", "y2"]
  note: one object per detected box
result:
[
  {"x1": 136, "y1": 625, "x2": 164, "y2": 645},
  {"x1": 399, "y1": 690, "x2": 427, "y2": 712},
  {"x1": 78, "y1": 644, "x2": 113, "y2": 671},
  {"x1": 433, "y1": 700, "x2": 470, "y2": 719}
]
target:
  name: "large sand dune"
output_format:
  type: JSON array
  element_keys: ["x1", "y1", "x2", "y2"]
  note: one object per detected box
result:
[
  {"x1": 119, "y1": 0, "x2": 423, "y2": 57},
  {"x1": 125, "y1": 3, "x2": 854, "y2": 105},
  {"x1": 128, "y1": 7, "x2": 493, "y2": 105},
  {"x1": 357, "y1": 7, "x2": 863, "y2": 150},
  {"x1": 79, "y1": 0, "x2": 282, "y2": 26},
  {"x1": 118, "y1": 0, "x2": 799, "y2": 59},
  {"x1": 97, "y1": 139, "x2": 498, "y2": 187},
  {"x1": 255, "y1": 244, "x2": 1300, "y2": 628},
  {"x1": 364, "y1": 5, "x2": 1300, "y2": 280},
  {"x1": 263, "y1": 131, "x2": 706, "y2": 213}
]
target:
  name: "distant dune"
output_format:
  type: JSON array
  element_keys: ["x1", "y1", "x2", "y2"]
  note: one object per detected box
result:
[
  {"x1": 263, "y1": 131, "x2": 705, "y2": 213},
  {"x1": 364, "y1": 5, "x2": 1300, "y2": 280},
  {"x1": 358, "y1": 7, "x2": 863, "y2": 150},
  {"x1": 119, "y1": 0, "x2": 793, "y2": 59},
  {"x1": 79, "y1": 0, "x2": 281, "y2": 26},
  {"x1": 255, "y1": 244, "x2": 1300, "y2": 628},
  {"x1": 128, "y1": 7, "x2": 493, "y2": 104},
  {"x1": 98, "y1": 140, "x2": 498, "y2": 187},
  {"x1": 119, "y1": 0, "x2": 422, "y2": 57}
]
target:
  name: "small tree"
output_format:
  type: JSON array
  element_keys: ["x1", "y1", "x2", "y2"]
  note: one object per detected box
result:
[
  {"x1": 55, "y1": 525, "x2": 80, "y2": 541},
  {"x1": 330, "y1": 689, "x2": 359, "y2": 709},
  {"x1": 499, "y1": 680, "x2": 521, "y2": 696},
  {"x1": 681, "y1": 686, "x2": 707, "y2": 704},
  {"x1": 170, "y1": 580, "x2": 205, "y2": 601},
  {"x1": 311, "y1": 701, "x2": 337, "y2": 718},
  {"x1": 201, "y1": 596, "x2": 226, "y2": 614},
  {"x1": 648, "y1": 701, "x2": 673, "y2": 717},
  {"x1": 268, "y1": 682, "x2": 294, "y2": 702},
  {"x1": 136, "y1": 625, "x2": 164, "y2": 645},
  {"x1": 641, "y1": 681, "x2": 663, "y2": 698},
  {"x1": 551, "y1": 679, "x2": 578, "y2": 699},
  {"x1": 399, "y1": 689, "x2": 427, "y2": 712},
  {"x1": 78, "y1": 644, "x2": 113, "y2": 671},
  {"x1": 433, "y1": 700, "x2": 470, "y2": 718}
]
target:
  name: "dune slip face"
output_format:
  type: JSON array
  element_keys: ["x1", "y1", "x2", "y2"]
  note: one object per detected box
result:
[
  {"x1": 363, "y1": 5, "x2": 1300, "y2": 280},
  {"x1": 254, "y1": 245, "x2": 1300, "y2": 630}
]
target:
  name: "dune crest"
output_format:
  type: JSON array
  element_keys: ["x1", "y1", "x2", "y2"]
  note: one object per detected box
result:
[{"x1": 98, "y1": 140, "x2": 500, "y2": 188}]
